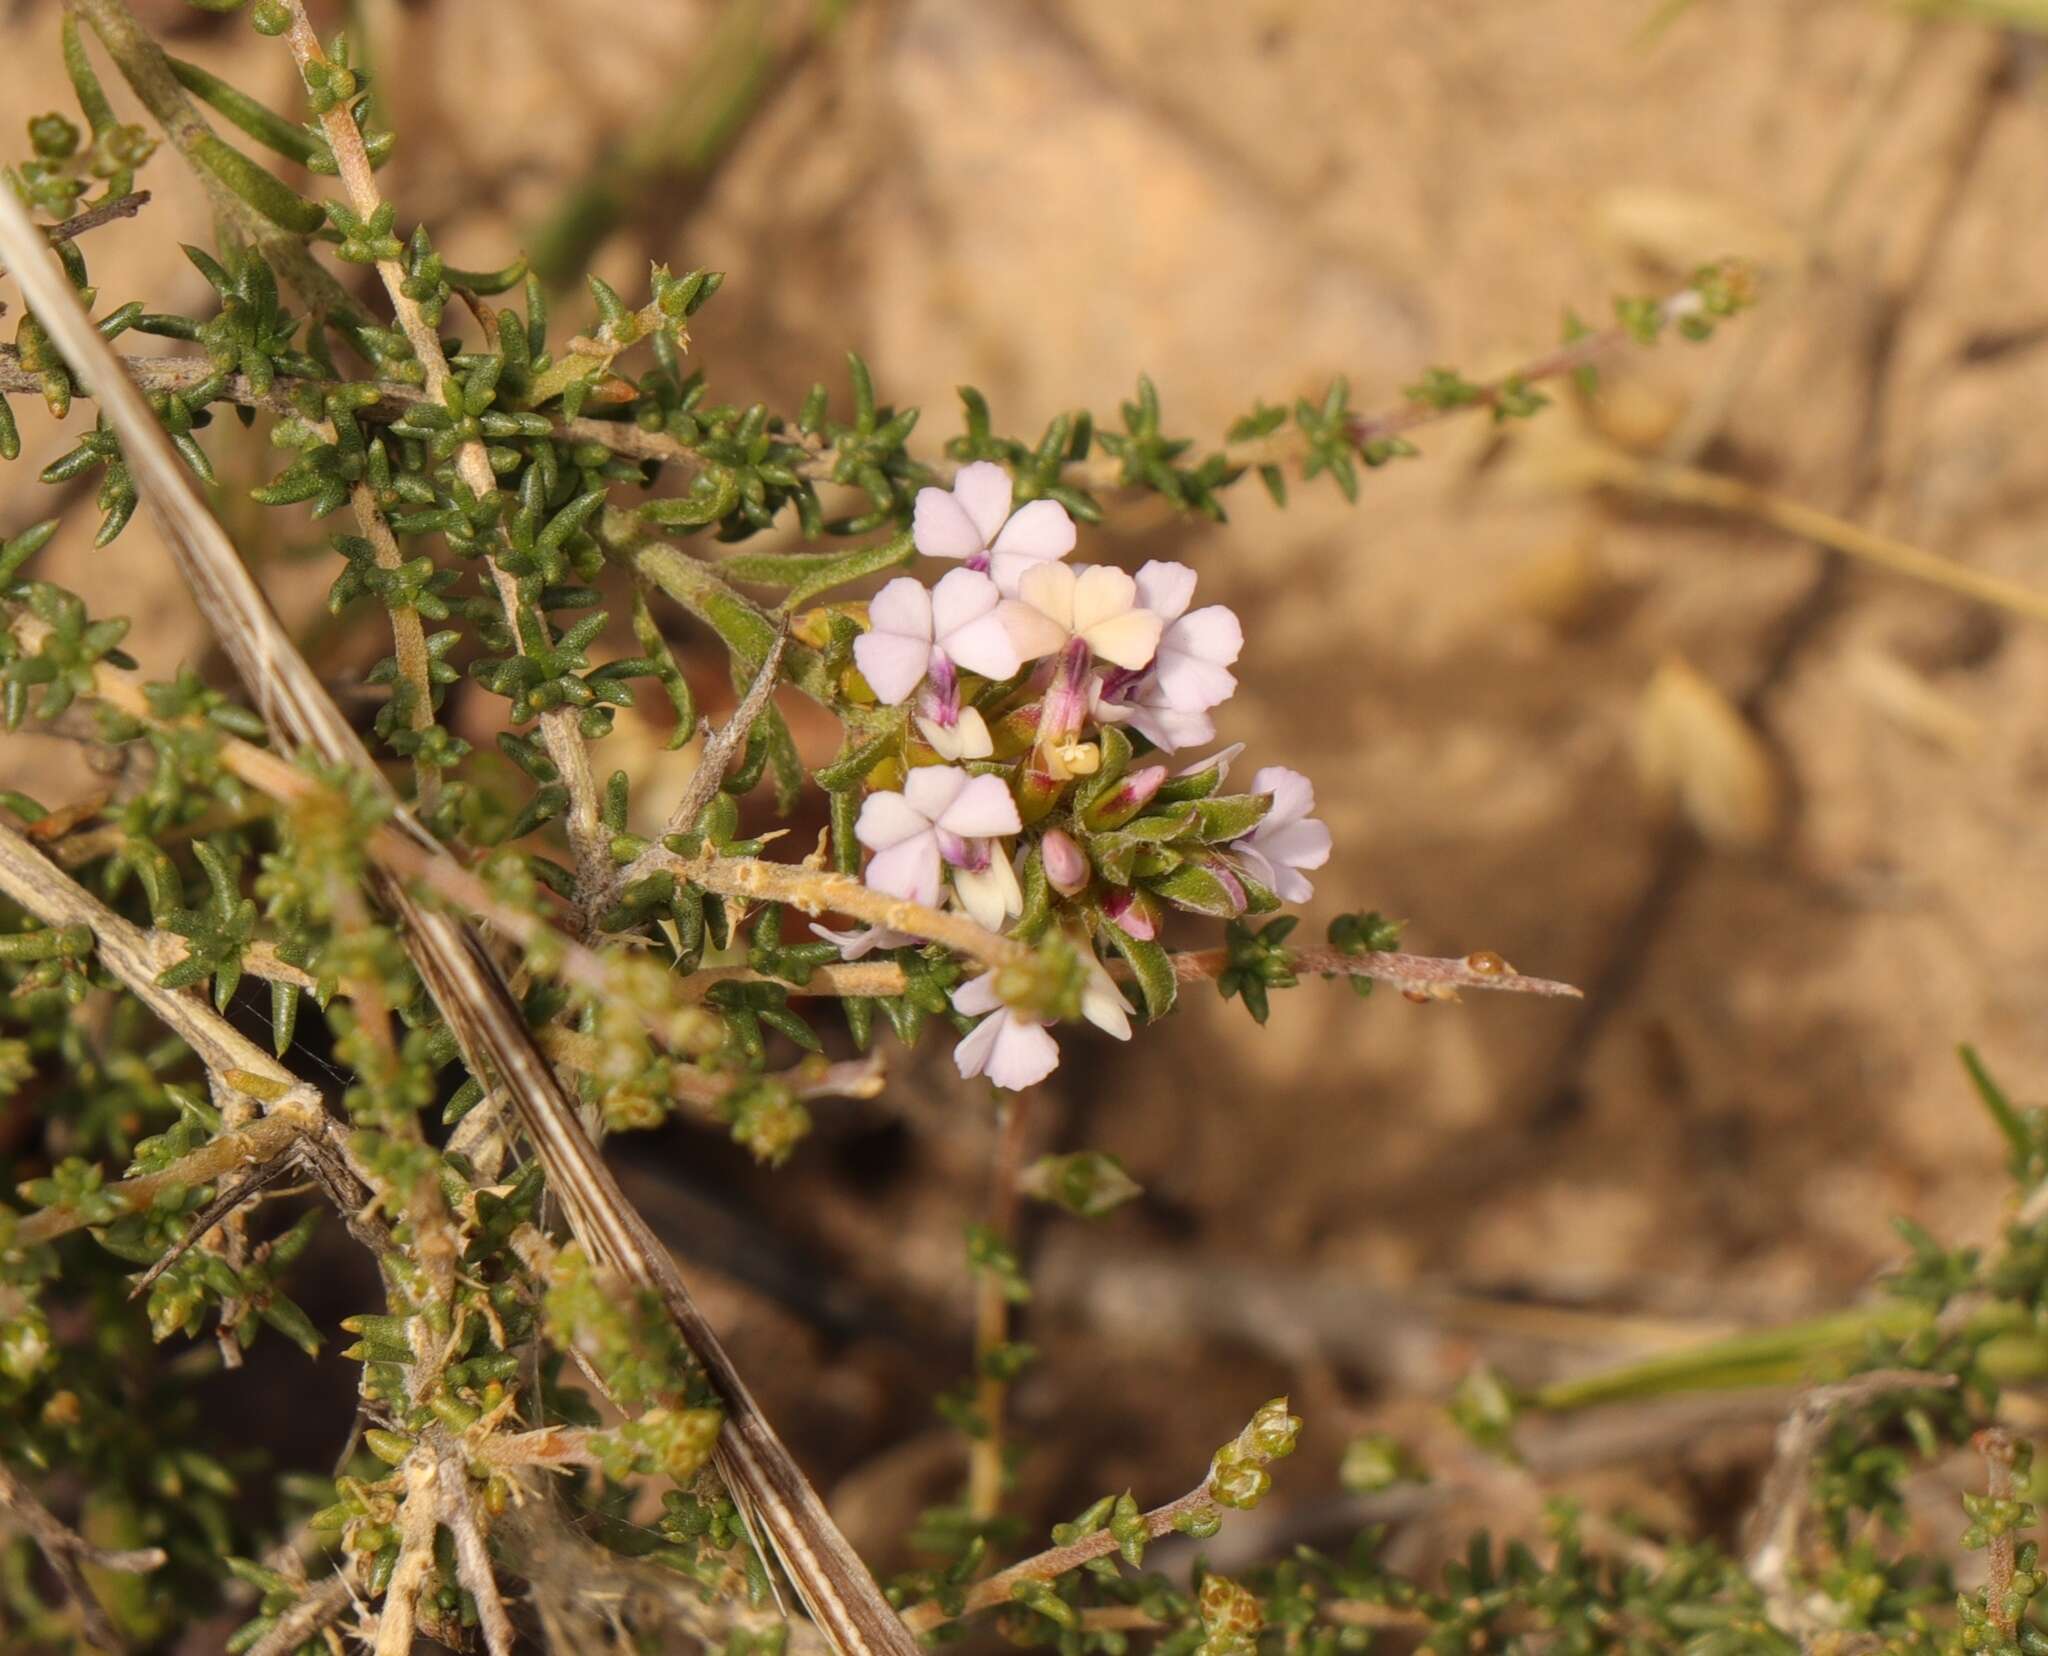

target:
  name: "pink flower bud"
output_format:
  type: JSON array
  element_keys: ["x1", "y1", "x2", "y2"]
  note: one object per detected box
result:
[
  {"x1": 1041, "y1": 828, "x2": 1089, "y2": 895},
  {"x1": 1102, "y1": 887, "x2": 1158, "y2": 941},
  {"x1": 1083, "y1": 763, "x2": 1167, "y2": 831}
]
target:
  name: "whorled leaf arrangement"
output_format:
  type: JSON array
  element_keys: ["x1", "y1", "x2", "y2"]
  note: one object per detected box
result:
[{"x1": 0, "y1": 1, "x2": 1800, "y2": 1652}]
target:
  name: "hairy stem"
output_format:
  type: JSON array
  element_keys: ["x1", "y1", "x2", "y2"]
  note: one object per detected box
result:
[
  {"x1": 967, "y1": 1092, "x2": 1033, "y2": 1521},
  {"x1": 900, "y1": 1481, "x2": 1217, "y2": 1634},
  {"x1": 278, "y1": 0, "x2": 609, "y2": 917}
]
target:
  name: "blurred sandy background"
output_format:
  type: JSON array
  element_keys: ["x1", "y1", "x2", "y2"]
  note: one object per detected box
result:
[{"x1": 8, "y1": 0, "x2": 2048, "y2": 1585}]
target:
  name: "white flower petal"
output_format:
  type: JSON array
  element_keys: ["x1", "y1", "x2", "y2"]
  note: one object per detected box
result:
[
  {"x1": 951, "y1": 969, "x2": 1004, "y2": 1017},
  {"x1": 1081, "y1": 958, "x2": 1135, "y2": 1040},
  {"x1": 912, "y1": 488, "x2": 988, "y2": 561},
  {"x1": 951, "y1": 461, "x2": 1014, "y2": 546},
  {"x1": 989, "y1": 497, "x2": 1076, "y2": 560},
  {"x1": 938, "y1": 612, "x2": 1022, "y2": 682},
  {"x1": 1153, "y1": 649, "x2": 1237, "y2": 713},
  {"x1": 936, "y1": 772, "x2": 1022, "y2": 839},
  {"x1": 999, "y1": 596, "x2": 1069, "y2": 662},
  {"x1": 1134, "y1": 560, "x2": 1197, "y2": 624},
  {"x1": 952, "y1": 1008, "x2": 1005, "y2": 1079},
  {"x1": 1127, "y1": 702, "x2": 1215, "y2": 753},
  {"x1": 985, "y1": 1017, "x2": 1061, "y2": 1090},
  {"x1": 1169, "y1": 605, "x2": 1243, "y2": 668},
  {"x1": 1258, "y1": 818, "x2": 1332, "y2": 872},
  {"x1": 867, "y1": 575, "x2": 934, "y2": 640},
  {"x1": 932, "y1": 707, "x2": 994, "y2": 760},
  {"x1": 1268, "y1": 863, "x2": 1315, "y2": 904},
  {"x1": 903, "y1": 764, "x2": 971, "y2": 823},
  {"x1": 809, "y1": 923, "x2": 917, "y2": 959},
  {"x1": 1082, "y1": 609, "x2": 1164, "y2": 672},
  {"x1": 951, "y1": 706, "x2": 994, "y2": 759},
  {"x1": 853, "y1": 630, "x2": 932, "y2": 706},
  {"x1": 1068, "y1": 565, "x2": 1140, "y2": 636},
  {"x1": 917, "y1": 709, "x2": 992, "y2": 761},
  {"x1": 929, "y1": 566, "x2": 1000, "y2": 635},
  {"x1": 864, "y1": 834, "x2": 942, "y2": 906},
  {"x1": 951, "y1": 860, "x2": 1019, "y2": 932},
  {"x1": 1250, "y1": 766, "x2": 1316, "y2": 829},
  {"x1": 1017, "y1": 561, "x2": 1077, "y2": 631},
  {"x1": 1232, "y1": 843, "x2": 1280, "y2": 894},
  {"x1": 855, "y1": 789, "x2": 931, "y2": 851},
  {"x1": 1176, "y1": 742, "x2": 1244, "y2": 780}
]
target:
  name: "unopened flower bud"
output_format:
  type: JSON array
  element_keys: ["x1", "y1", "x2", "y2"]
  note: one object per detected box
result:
[
  {"x1": 1041, "y1": 828, "x2": 1089, "y2": 895},
  {"x1": 1083, "y1": 763, "x2": 1168, "y2": 831}
]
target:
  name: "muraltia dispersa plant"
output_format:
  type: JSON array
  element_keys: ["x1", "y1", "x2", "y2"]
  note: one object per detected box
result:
[{"x1": 40, "y1": 3, "x2": 2040, "y2": 1653}]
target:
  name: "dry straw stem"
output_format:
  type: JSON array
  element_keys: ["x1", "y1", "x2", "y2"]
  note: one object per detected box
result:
[
  {"x1": 0, "y1": 1459, "x2": 168, "y2": 1653},
  {"x1": 1743, "y1": 1369, "x2": 1956, "y2": 1629},
  {"x1": 1572, "y1": 444, "x2": 2048, "y2": 627},
  {"x1": 0, "y1": 818, "x2": 397, "y2": 1257},
  {"x1": 0, "y1": 179, "x2": 914, "y2": 1656}
]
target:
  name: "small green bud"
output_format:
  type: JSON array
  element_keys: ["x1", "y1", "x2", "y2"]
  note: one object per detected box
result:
[
  {"x1": 1340, "y1": 1433, "x2": 1426, "y2": 1494},
  {"x1": 1018, "y1": 1151, "x2": 1142, "y2": 1219},
  {"x1": 28, "y1": 112, "x2": 78, "y2": 159}
]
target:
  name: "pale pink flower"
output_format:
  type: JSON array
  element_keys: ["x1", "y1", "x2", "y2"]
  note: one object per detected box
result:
[
  {"x1": 854, "y1": 569, "x2": 1018, "y2": 706},
  {"x1": 1231, "y1": 766, "x2": 1332, "y2": 903},
  {"x1": 1134, "y1": 561, "x2": 1242, "y2": 712},
  {"x1": 950, "y1": 951, "x2": 1134, "y2": 1090},
  {"x1": 912, "y1": 460, "x2": 1075, "y2": 594},
  {"x1": 1004, "y1": 563, "x2": 1162, "y2": 672},
  {"x1": 1090, "y1": 681, "x2": 1215, "y2": 754},
  {"x1": 1090, "y1": 563, "x2": 1241, "y2": 752},
  {"x1": 856, "y1": 767, "x2": 1022, "y2": 909}
]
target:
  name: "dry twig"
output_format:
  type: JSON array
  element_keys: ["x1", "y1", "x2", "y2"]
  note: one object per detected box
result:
[{"x1": 0, "y1": 173, "x2": 915, "y2": 1656}]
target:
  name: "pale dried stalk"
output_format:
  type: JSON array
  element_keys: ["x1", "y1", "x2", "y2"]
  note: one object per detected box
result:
[
  {"x1": 647, "y1": 846, "x2": 1028, "y2": 968},
  {"x1": 0, "y1": 1459, "x2": 167, "y2": 1653},
  {"x1": 1570, "y1": 443, "x2": 2048, "y2": 628},
  {"x1": 0, "y1": 821, "x2": 322, "y2": 1104},
  {"x1": 0, "y1": 182, "x2": 915, "y2": 1656},
  {"x1": 14, "y1": 1110, "x2": 307, "y2": 1247},
  {"x1": 1743, "y1": 1369, "x2": 1955, "y2": 1630},
  {"x1": 624, "y1": 627, "x2": 790, "y2": 891},
  {"x1": 243, "y1": 1573, "x2": 353, "y2": 1656},
  {"x1": 0, "y1": 819, "x2": 396, "y2": 1252},
  {"x1": 371, "y1": 1454, "x2": 440, "y2": 1656},
  {"x1": 1173, "y1": 942, "x2": 1585, "y2": 999},
  {"x1": 435, "y1": 1438, "x2": 518, "y2": 1656},
  {"x1": 277, "y1": 0, "x2": 607, "y2": 913}
]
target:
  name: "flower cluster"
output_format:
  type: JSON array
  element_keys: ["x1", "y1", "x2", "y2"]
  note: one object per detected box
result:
[{"x1": 844, "y1": 463, "x2": 1331, "y2": 1089}]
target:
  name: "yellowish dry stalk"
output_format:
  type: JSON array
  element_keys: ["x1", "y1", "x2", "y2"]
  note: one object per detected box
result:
[
  {"x1": 0, "y1": 175, "x2": 916, "y2": 1656},
  {"x1": 1574, "y1": 444, "x2": 2048, "y2": 627},
  {"x1": 371, "y1": 1454, "x2": 440, "y2": 1656}
]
